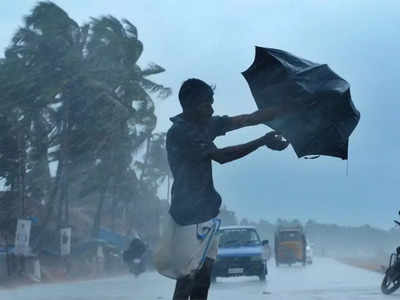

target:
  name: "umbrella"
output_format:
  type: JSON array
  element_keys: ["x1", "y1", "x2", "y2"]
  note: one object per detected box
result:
[{"x1": 242, "y1": 46, "x2": 360, "y2": 159}]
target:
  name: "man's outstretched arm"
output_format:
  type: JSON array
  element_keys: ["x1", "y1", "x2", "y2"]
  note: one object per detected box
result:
[
  {"x1": 210, "y1": 131, "x2": 288, "y2": 164},
  {"x1": 226, "y1": 106, "x2": 293, "y2": 132}
]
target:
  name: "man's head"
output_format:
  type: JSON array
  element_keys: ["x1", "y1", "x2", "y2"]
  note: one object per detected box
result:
[{"x1": 178, "y1": 78, "x2": 214, "y2": 121}]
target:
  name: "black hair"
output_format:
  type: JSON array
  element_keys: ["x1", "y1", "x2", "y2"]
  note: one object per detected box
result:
[{"x1": 178, "y1": 78, "x2": 214, "y2": 110}]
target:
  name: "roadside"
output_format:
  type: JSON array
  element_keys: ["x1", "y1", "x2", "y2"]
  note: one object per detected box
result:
[
  {"x1": 0, "y1": 254, "x2": 131, "y2": 290},
  {"x1": 0, "y1": 268, "x2": 130, "y2": 290},
  {"x1": 336, "y1": 257, "x2": 387, "y2": 274}
]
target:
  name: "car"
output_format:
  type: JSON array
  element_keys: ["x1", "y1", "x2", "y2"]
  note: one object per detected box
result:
[{"x1": 212, "y1": 226, "x2": 268, "y2": 282}]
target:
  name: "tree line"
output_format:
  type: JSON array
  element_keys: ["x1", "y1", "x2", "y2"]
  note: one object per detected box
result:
[
  {"x1": 0, "y1": 2, "x2": 171, "y2": 250},
  {"x1": 219, "y1": 206, "x2": 399, "y2": 258}
]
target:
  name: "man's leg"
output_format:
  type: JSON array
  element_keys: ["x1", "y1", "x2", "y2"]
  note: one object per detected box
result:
[
  {"x1": 190, "y1": 258, "x2": 214, "y2": 300},
  {"x1": 173, "y1": 276, "x2": 193, "y2": 300}
]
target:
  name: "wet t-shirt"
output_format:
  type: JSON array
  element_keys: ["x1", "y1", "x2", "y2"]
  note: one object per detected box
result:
[{"x1": 166, "y1": 114, "x2": 231, "y2": 225}]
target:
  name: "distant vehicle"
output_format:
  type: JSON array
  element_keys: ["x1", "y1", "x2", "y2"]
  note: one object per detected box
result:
[
  {"x1": 306, "y1": 244, "x2": 313, "y2": 265},
  {"x1": 212, "y1": 226, "x2": 268, "y2": 282},
  {"x1": 274, "y1": 225, "x2": 307, "y2": 267},
  {"x1": 123, "y1": 238, "x2": 147, "y2": 276},
  {"x1": 381, "y1": 211, "x2": 400, "y2": 294}
]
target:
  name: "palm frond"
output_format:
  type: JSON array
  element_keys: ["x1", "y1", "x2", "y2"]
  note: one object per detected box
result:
[
  {"x1": 140, "y1": 78, "x2": 172, "y2": 99},
  {"x1": 86, "y1": 78, "x2": 134, "y2": 118},
  {"x1": 141, "y1": 63, "x2": 166, "y2": 77},
  {"x1": 25, "y1": 1, "x2": 79, "y2": 41},
  {"x1": 121, "y1": 19, "x2": 138, "y2": 39}
]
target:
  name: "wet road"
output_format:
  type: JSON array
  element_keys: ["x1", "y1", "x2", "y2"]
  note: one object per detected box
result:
[{"x1": 0, "y1": 258, "x2": 392, "y2": 300}]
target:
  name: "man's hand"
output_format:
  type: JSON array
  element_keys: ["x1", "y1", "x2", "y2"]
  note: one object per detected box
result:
[{"x1": 261, "y1": 131, "x2": 289, "y2": 151}]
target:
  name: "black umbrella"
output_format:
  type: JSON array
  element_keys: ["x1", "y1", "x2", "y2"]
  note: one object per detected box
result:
[{"x1": 242, "y1": 46, "x2": 360, "y2": 160}]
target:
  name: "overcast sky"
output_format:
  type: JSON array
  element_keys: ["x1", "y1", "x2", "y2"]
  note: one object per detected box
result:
[{"x1": 2, "y1": 0, "x2": 399, "y2": 229}]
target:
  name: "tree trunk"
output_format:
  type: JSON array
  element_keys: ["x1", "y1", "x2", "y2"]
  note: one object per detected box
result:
[
  {"x1": 140, "y1": 137, "x2": 151, "y2": 182},
  {"x1": 110, "y1": 188, "x2": 116, "y2": 231},
  {"x1": 63, "y1": 100, "x2": 71, "y2": 227},
  {"x1": 92, "y1": 183, "x2": 108, "y2": 237},
  {"x1": 18, "y1": 128, "x2": 26, "y2": 218},
  {"x1": 126, "y1": 202, "x2": 135, "y2": 236},
  {"x1": 58, "y1": 165, "x2": 69, "y2": 227},
  {"x1": 57, "y1": 173, "x2": 65, "y2": 228},
  {"x1": 57, "y1": 97, "x2": 71, "y2": 228},
  {"x1": 32, "y1": 160, "x2": 64, "y2": 250},
  {"x1": 30, "y1": 113, "x2": 52, "y2": 213},
  {"x1": 64, "y1": 171, "x2": 69, "y2": 225}
]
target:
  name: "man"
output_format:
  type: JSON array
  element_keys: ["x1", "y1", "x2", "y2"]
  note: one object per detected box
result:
[
  {"x1": 166, "y1": 78, "x2": 290, "y2": 300},
  {"x1": 263, "y1": 239, "x2": 272, "y2": 261}
]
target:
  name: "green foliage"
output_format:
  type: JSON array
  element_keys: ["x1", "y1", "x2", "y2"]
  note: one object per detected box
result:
[
  {"x1": 0, "y1": 2, "x2": 171, "y2": 243},
  {"x1": 136, "y1": 133, "x2": 170, "y2": 193}
]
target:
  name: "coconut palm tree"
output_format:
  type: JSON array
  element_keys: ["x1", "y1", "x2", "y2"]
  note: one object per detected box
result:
[
  {"x1": 83, "y1": 16, "x2": 171, "y2": 236},
  {"x1": 0, "y1": 2, "x2": 171, "y2": 246}
]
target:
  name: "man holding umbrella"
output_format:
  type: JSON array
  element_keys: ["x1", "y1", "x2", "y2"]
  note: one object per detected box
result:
[{"x1": 163, "y1": 78, "x2": 291, "y2": 300}]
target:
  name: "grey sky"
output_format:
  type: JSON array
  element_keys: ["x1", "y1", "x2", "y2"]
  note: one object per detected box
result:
[{"x1": 2, "y1": 0, "x2": 399, "y2": 229}]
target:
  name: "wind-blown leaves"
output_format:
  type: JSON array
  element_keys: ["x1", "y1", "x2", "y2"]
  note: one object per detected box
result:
[
  {"x1": 140, "y1": 78, "x2": 172, "y2": 99},
  {"x1": 141, "y1": 63, "x2": 166, "y2": 77},
  {"x1": 0, "y1": 2, "x2": 171, "y2": 242}
]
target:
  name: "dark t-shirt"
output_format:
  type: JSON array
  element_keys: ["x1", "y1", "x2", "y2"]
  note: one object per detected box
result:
[{"x1": 166, "y1": 114, "x2": 231, "y2": 225}]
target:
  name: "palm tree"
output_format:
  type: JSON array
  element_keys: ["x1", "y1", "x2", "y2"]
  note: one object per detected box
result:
[
  {"x1": 132, "y1": 132, "x2": 171, "y2": 242},
  {"x1": 2, "y1": 2, "x2": 91, "y2": 242},
  {"x1": 83, "y1": 16, "x2": 171, "y2": 236},
  {"x1": 0, "y1": 2, "x2": 171, "y2": 246},
  {"x1": 138, "y1": 133, "x2": 171, "y2": 191}
]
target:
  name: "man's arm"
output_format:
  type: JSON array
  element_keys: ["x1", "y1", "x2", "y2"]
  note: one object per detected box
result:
[
  {"x1": 210, "y1": 137, "x2": 265, "y2": 165},
  {"x1": 210, "y1": 131, "x2": 288, "y2": 164},
  {"x1": 226, "y1": 106, "x2": 292, "y2": 132}
]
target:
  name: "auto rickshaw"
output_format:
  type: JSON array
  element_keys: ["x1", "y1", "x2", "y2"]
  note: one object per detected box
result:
[{"x1": 274, "y1": 225, "x2": 307, "y2": 267}]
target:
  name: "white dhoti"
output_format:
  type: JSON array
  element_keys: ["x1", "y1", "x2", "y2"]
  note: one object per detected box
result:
[{"x1": 153, "y1": 214, "x2": 220, "y2": 279}]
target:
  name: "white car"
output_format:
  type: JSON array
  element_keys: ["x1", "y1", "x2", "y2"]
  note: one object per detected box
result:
[{"x1": 213, "y1": 226, "x2": 268, "y2": 282}]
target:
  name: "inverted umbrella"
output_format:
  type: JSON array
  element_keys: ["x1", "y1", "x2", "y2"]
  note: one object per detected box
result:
[{"x1": 242, "y1": 46, "x2": 360, "y2": 160}]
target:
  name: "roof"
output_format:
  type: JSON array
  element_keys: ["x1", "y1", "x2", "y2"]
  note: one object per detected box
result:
[
  {"x1": 72, "y1": 238, "x2": 115, "y2": 256},
  {"x1": 276, "y1": 225, "x2": 304, "y2": 232},
  {"x1": 97, "y1": 228, "x2": 131, "y2": 249},
  {"x1": 220, "y1": 226, "x2": 257, "y2": 230}
]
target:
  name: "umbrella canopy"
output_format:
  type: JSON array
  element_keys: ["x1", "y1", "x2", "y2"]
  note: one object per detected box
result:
[{"x1": 242, "y1": 46, "x2": 360, "y2": 159}]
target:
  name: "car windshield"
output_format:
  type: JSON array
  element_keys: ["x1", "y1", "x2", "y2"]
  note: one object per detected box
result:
[
  {"x1": 218, "y1": 228, "x2": 261, "y2": 247},
  {"x1": 278, "y1": 231, "x2": 303, "y2": 242}
]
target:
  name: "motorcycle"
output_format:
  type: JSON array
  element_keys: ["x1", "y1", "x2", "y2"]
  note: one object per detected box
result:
[
  {"x1": 381, "y1": 211, "x2": 400, "y2": 295},
  {"x1": 123, "y1": 238, "x2": 147, "y2": 277},
  {"x1": 128, "y1": 257, "x2": 146, "y2": 276}
]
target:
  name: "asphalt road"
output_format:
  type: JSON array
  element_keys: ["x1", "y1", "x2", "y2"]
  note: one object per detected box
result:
[{"x1": 0, "y1": 258, "x2": 393, "y2": 300}]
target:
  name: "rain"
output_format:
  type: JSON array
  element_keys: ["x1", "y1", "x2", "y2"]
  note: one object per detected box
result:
[{"x1": 0, "y1": 1, "x2": 399, "y2": 299}]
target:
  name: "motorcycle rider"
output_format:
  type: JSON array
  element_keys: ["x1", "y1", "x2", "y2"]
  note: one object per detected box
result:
[{"x1": 123, "y1": 236, "x2": 147, "y2": 275}]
